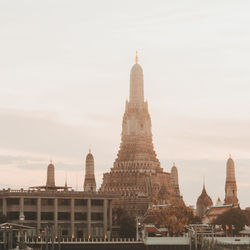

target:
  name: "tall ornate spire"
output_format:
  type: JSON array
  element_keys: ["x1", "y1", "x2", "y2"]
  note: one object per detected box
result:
[
  {"x1": 84, "y1": 151, "x2": 96, "y2": 192},
  {"x1": 115, "y1": 54, "x2": 159, "y2": 165},
  {"x1": 65, "y1": 173, "x2": 67, "y2": 187},
  {"x1": 129, "y1": 52, "x2": 144, "y2": 103},
  {"x1": 46, "y1": 161, "x2": 55, "y2": 187},
  {"x1": 135, "y1": 51, "x2": 138, "y2": 64},
  {"x1": 171, "y1": 163, "x2": 180, "y2": 198},
  {"x1": 224, "y1": 155, "x2": 238, "y2": 205}
]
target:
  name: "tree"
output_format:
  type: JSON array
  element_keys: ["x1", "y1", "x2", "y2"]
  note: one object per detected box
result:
[
  {"x1": 243, "y1": 210, "x2": 250, "y2": 226},
  {"x1": 144, "y1": 204, "x2": 199, "y2": 236},
  {"x1": 213, "y1": 207, "x2": 247, "y2": 235},
  {"x1": 0, "y1": 213, "x2": 7, "y2": 224},
  {"x1": 113, "y1": 208, "x2": 136, "y2": 238}
]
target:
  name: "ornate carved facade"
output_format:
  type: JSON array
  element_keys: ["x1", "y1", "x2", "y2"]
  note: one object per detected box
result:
[{"x1": 100, "y1": 54, "x2": 182, "y2": 214}]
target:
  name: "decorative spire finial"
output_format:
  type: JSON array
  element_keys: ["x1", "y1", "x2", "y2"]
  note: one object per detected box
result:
[
  {"x1": 65, "y1": 173, "x2": 67, "y2": 187},
  {"x1": 50, "y1": 159, "x2": 52, "y2": 164},
  {"x1": 203, "y1": 176, "x2": 205, "y2": 189},
  {"x1": 173, "y1": 162, "x2": 175, "y2": 167},
  {"x1": 136, "y1": 51, "x2": 138, "y2": 64},
  {"x1": 229, "y1": 153, "x2": 232, "y2": 158}
]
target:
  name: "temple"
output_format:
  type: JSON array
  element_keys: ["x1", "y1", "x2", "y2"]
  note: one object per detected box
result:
[
  {"x1": 224, "y1": 155, "x2": 238, "y2": 205},
  {"x1": 101, "y1": 53, "x2": 182, "y2": 214},
  {"x1": 84, "y1": 150, "x2": 97, "y2": 192},
  {"x1": 196, "y1": 181, "x2": 213, "y2": 218}
]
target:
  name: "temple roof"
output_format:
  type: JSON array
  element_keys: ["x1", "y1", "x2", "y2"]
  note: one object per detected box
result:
[
  {"x1": 197, "y1": 185, "x2": 213, "y2": 207},
  {"x1": 86, "y1": 152, "x2": 94, "y2": 160}
]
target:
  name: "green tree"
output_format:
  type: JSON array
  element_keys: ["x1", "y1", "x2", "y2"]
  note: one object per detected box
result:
[{"x1": 213, "y1": 207, "x2": 246, "y2": 235}]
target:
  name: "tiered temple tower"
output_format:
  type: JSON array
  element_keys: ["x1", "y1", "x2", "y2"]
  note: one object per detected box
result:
[
  {"x1": 46, "y1": 160, "x2": 55, "y2": 188},
  {"x1": 84, "y1": 150, "x2": 96, "y2": 192},
  {"x1": 170, "y1": 163, "x2": 181, "y2": 199},
  {"x1": 224, "y1": 155, "x2": 238, "y2": 205},
  {"x1": 101, "y1": 54, "x2": 182, "y2": 214}
]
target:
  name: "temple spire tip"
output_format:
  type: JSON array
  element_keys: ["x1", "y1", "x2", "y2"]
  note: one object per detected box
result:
[
  {"x1": 135, "y1": 51, "x2": 138, "y2": 64},
  {"x1": 65, "y1": 173, "x2": 67, "y2": 187}
]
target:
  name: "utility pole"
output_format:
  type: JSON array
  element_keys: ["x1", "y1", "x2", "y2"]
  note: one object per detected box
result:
[
  {"x1": 58, "y1": 226, "x2": 61, "y2": 250},
  {"x1": 45, "y1": 226, "x2": 48, "y2": 250},
  {"x1": 51, "y1": 226, "x2": 55, "y2": 250}
]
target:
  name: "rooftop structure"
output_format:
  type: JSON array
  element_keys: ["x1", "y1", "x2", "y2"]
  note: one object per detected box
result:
[{"x1": 196, "y1": 181, "x2": 213, "y2": 218}]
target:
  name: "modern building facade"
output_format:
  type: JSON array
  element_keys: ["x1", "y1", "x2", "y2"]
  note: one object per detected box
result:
[
  {"x1": 101, "y1": 53, "x2": 182, "y2": 214},
  {"x1": 0, "y1": 189, "x2": 114, "y2": 238}
]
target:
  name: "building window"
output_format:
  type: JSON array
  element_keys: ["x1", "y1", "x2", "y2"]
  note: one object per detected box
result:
[
  {"x1": 24, "y1": 198, "x2": 37, "y2": 206},
  {"x1": 7, "y1": 212, "x2": 19, "y2": 220},
  {"x1": 91, "y1": 200, "x2": 103, "y2": 206},
  {"x1": 91, "y1": 212, "x2": 103, "y2": 221},
  {"x1": 7, "y1": 198, "x2": 19, "y2": 206},
  {"x1": 75, "y1": 199, "x2": 87, "y2": 206},
  {"x1": 24, "y1": 212, "x2": 37, "y2": 220},
  {"x1": 61, "y1": 229, "x2": 69, "y2": 236},
  {"x1": 41, "y1": 199, "x2": 54, "y2": 206},
  {"x1": 0, "y1": 199, "x2": 2, "y2": 206},
  {"x1": 41, "y1": 212, "x2": 54, "y2": 221},
  {"x1": 75, "y1": 212, "x2": 87, "y2": 221},
  {"x1": 58, "y1": 199, "x2": 70, "y2": 206},
  {"x1": 58, "y1": 212, "x2": 70, "y2": 221}
]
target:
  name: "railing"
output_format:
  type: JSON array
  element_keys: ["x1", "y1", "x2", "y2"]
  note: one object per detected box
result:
[
  {"x1": 144, "y1": 237, "x2": 190, "y2": 245},
  {"x1": 24, "y1": 237, "x2": 142, "y2": 244},
  {"x1": 205, "y1": 236, "x2": 250, "y2": 245}
]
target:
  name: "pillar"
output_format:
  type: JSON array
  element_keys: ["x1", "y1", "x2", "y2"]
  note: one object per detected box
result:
[
  {"x1": 103, "y1": 199, "x2": 108, "y2": 236},
  {"x1": 20, "y1": 197, "x2": 24, "y2": 217},
  {"x1": 109, "y1": 200, "x2": 112, "y2": 233},
  {"x1": 87, "y1": 199, "x2": 91, "y2": 237},
  {"x1": 37, "y1": 198, "x2": 41, "y2": 231},
  {"x1": 71, "y1": 198, "x2": 75, "y2": 238},
  {"x1": 54, "y1": 198, "x2": 58, "y2": 236},
  {"x1": 2, "y1": 198, "x2": 7, "y2": 216}
]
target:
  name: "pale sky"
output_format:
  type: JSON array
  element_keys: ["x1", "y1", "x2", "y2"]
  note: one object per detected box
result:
[{"x1": 0, "y1": 0, "x2": 250, "y2": 208}]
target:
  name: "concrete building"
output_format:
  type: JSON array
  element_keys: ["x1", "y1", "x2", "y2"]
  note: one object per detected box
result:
[
  {"x1": 101, "y1": 53, "x2": 182, "y2": 215},
  {"x1": 0, "y1": 157, "x2": 115, "y2": 238}
]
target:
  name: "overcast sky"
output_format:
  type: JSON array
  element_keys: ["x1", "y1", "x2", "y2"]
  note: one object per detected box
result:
[{"x1": 0, "y1": 0, "x2": 250, "y2": 208}]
